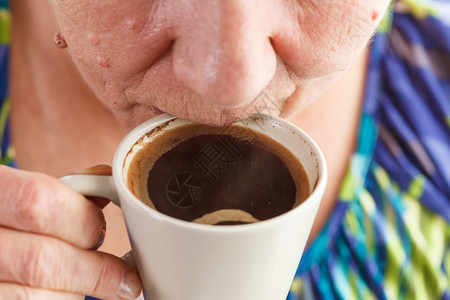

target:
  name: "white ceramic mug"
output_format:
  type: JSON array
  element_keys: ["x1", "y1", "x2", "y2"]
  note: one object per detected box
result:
[{"x1": 60, "y1": 113, "x2": 327, "y2": 300}]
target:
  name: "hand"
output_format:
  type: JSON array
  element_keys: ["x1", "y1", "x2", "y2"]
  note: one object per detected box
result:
[{"x1": 0, "y1": 165, "x2": 142, "y2": 299}]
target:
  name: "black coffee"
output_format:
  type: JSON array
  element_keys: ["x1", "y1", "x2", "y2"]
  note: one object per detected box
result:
[{"x1": 127, "y1": 123, "x2": 310, "y2": 225}]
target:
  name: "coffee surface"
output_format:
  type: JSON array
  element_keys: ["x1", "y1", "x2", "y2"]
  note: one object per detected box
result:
[{"x1": 127, "y1": 123, "x2": 310, "y2": 225}]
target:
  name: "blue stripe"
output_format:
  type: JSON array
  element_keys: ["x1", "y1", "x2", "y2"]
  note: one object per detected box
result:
[
  {"x1": 0, "y1": 0, "x2": 7, "y2": 10},
  {"x1": 394, "y1": 13, "x2": 450, "y2": 51},
  {"x1": 0, "y1": 45, "x2": 8, "y2": 99}
]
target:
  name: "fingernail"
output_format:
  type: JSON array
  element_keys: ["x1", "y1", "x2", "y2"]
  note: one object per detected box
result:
[
  {"x1": 121, "y1": 251, "x2": 137, "y2": 269},
  {"x1": 92, "y1": 227, "x2": 106, "y2": 250},
  {"x1": 117, "y1": 270, "x2": 141, "y2": 300}
]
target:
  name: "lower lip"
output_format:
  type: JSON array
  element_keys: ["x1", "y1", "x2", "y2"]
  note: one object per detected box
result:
[{"x1": 147, "y1": 105, "x2": 164, "y2": 115}]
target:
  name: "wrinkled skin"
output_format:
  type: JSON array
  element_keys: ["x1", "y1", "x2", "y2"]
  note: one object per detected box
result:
[
  {"x1": 49, "y1": 0, "x2": 390, "y2": 128},
  {"x1": 2, "y1": 1, "x2": 391, "y2": 299}
]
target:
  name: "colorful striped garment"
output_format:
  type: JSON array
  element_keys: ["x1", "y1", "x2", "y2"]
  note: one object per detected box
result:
[
  {"x1": 1, "y1": 1, "x2": 449, "y2": 300},
  {"x1": 0, "y1": 1, "x2": 13, "y2": 168},
  {"x1": 288, "y1": 1, "x2": 450, "y2": 299}
]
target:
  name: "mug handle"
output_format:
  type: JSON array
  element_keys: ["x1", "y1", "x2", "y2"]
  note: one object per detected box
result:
[
  {"x1": 59, "y1": 174, "x2": 137, "y2": 268},
  {"x1": 59, "y1": 174, "x2": 120, "y2": 207}
]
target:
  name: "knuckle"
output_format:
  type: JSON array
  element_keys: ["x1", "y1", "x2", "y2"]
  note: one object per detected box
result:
[
  {"x1": 15, "y1": 177, "x2": 52, "y2": 232},
  {"x1": 91, "y1": 262, "x2": 117, "y2": 296},
  {"x1": 21, "y1": 239, "x2": 55, "y2": 288}
]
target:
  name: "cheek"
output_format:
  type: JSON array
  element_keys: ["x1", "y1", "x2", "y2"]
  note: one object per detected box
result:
[
  {"x1": 52, "y1": 1, "x2": 173, "y2": 105},
  {"x1": 273, "y1": 0, "x2": 388, "y2": 80}
]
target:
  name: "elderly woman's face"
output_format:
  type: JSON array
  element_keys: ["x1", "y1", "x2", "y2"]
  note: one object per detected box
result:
[{"x1": 49, "y1": 0, "x2": 390, "y2": 127}]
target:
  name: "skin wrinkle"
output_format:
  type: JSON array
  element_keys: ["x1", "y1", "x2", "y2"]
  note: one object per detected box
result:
[
  {"x1": 125, "y1": 40, "x2": 175, "y2": 97},
  {"x1": 123, "y1": 43, "x2": 174, "y2": 106},
  {"x1": 84, "y1": 34, "x2": 173, "y2": 121},
  {"x1": 66, "y1": 2, "x2": 169, "y2": 78},
  {"x1": 264, "y1": 58, "x2": 296, "y2": 105},
  {"x1": 124, "y1": 51, "x2": 238, "y2": 126},
  {"x1": 48, "y1": 0, "x2": 390, "y2": 127},
  {"x1": 124, "y1": 44, "x2": 290, "y2": 126},
  {"x1": 281, "y1": 78, "x2": 328, "y2": 118},
  {"x1": 277, "y1": 1, "x2": 380, "y2": 81},
  {"x1": 5, "y1": 4, "x2": 395, "y2": 294}
]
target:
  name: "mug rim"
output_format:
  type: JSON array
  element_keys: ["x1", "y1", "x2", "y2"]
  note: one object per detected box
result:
[{"x1": 112, "y1": 113, "x2": 327, "y2": 233}]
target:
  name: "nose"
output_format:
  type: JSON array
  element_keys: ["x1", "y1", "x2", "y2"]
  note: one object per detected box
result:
[{"x1": 171, "y1": 1, "x2": 277, "y2": 107}]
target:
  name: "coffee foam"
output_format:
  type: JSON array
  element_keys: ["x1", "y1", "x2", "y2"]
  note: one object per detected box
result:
[
  {"x1": 127, "y1": 123, "x2": 310, "y2": 225},
  {"x1": 192, "y1": 209, "x2": 260, "y2": 225}
]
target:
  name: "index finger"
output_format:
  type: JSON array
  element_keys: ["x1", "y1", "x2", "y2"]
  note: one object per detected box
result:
[
  {"x1": 0, "y1": 165, "x2": 106, "y2": 249},
  {"x1": 0, "y1": 227, "x2": 141, "y2": 300}
]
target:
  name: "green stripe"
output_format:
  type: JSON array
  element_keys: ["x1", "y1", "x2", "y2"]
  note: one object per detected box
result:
[
  {"x1": 445, "y1": 244, "x2": 450, "y2": 285},
  {"x1": 0, "y1": 146, "x2": 14, "y2": 166},
  {"x1": 0, "y1": 96, "x2": 11, "y2": 158},
  {"x1": 402, "y1": 186, "x2": 449, "y2": 299},
  {"x1": 374, "y1": 169, "x2": 405, "y2": 299},
  {"x1": 374, "y1": 165, "x2": 390, "y2": 191},
  {"x1": 377, "y1": 1, "x2": 394, "y2": 33},
  {"x1": 383, "y1": 212, "x2": 405, "y2": 300},
  {"x1": 407, "y1": 175, "x2": 425, "y2": 199},
  {"x1": 360, "y1": 190, "x2": 376, "y2": 255},
  {"x1": 349, "y1": 271, "x2": 376, "y2": 300},
  {"x1": 402, "y1": 0, "x2": 440, "y2": 20},
  {"x1": 402, "y1": 193, "x2": 429, "y2": 299},
  {"x1": 339, "y1": 167, "x2": 357, "y2": 201},
  {"x1": 0, "y1": 9, "x2": 9, "y2": 44},
  {"x1": 4, "y1": 145, "x2": 14, "y2": 164},
  {"x1": 289, "y1": 278, "x2": 303, "y2": 295}
]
